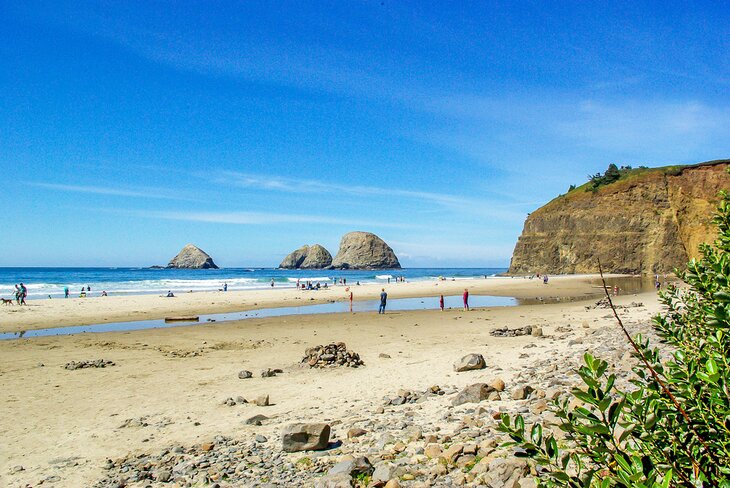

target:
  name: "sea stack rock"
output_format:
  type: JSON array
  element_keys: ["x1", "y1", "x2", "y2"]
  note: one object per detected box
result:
[
  {"x1": 331, "y1": 232, "x2": 401, "y2": 269},
  {"x1": 167, "y1": 244, "x2": 218, "y2": 269},
  {"x1": 279, "y1": 244, "x2": 333, "y2": 269}
]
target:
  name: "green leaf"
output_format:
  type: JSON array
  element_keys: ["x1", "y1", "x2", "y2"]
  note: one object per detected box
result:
[{"x1": 706, "y1": 358, "x2": 719, "y2": 376}]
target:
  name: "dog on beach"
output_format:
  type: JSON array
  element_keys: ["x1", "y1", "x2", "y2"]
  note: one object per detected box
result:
[{"x1": 1, "y1": 298, "x2": 13, "y2": 305}]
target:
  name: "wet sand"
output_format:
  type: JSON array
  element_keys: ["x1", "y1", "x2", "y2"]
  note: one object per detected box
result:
[{"x1": 0, "y1": 274, "x2": 628, "y2": 333}]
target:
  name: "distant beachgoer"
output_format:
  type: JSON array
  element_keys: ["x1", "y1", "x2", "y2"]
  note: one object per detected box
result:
[
  {"x1": 463, "y1": 289, "x2": 469, "y2": 311},
  {"x1": 223, "y1": 283, "x2": 228, "y2": 292},
  {"x1": 379, "y1": 288, "x2": 387, "y2": 314},
  {"x1": 296, "y1": 279, "x2": 300, "y2": 289},
  {"x1": 19, "y1": 283, "x2": 27, "y2": 305},
  {"x1": 14, "y1": 284, "x2": 20, "y2": 305},
  {"x1": 87, "y1": 285, "x2": 91, "y2": 292},
  {"x1": 543, "y1": 275, "x2": 549, "y2": 284},
  {"x1": 64, "y1": 286, "x2": 69, "y2": 298},
  {"x1": 101, "y1": 291, "x2": 108, "y2": 297},
  {"x1": 349, "y1": 291, "x2": 353, "y2": 312},
  {"x1": 166, "y1": 291, "x2": 175, "y2": 297},
  {"x1": 439, "y1": 294, "x2": 444, "y2": 311},
  {"x1": 613, "y1": 286, "x2": 618, "y2": 296},
  {"x1": 655, "y1": 280, "x2": 661, "y2": 290},
  {"x1": 343, "y1": 278, "x2": 347, "y2": 285},
  {"x1": 387, "y1": 277, "x2": 390, "y2": 284},
  {"x1": 356, "y1": 281, "x2": 360, "y2": 286},
  {"x1": 271, "y1": 279, "x2": 275, "y2": 288}
]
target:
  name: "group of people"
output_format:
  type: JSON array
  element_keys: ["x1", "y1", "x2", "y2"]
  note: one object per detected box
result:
[
  {"x1": 376, "y1": 287, "x2": 471, "y2": 314},
  {"x1": 297, "y1": 280, "x2": 328, "y2": 290},
  {"x1": 386, "y1": 276, "x2": 406, "y2": 284},
  {"x1": 10, "y1": 283, "x2": 28, "y2": 305}
]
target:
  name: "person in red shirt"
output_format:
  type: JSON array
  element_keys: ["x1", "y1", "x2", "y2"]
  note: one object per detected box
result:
[
  {"x1": 463, "y1": 289, "x2": 469, "y2": 311},
  {"x1": 439, "y1": 294, "x2": 444, "y2": 311}
]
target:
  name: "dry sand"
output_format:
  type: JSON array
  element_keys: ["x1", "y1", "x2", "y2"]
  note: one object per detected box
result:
[{"x1": 0, "y1": 275, "x2": 657, "y2": 487}]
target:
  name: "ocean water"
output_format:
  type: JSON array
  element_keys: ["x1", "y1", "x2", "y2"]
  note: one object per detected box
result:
[{"x1": 0, "y1": 267, "x2": 508, "y2": 300}]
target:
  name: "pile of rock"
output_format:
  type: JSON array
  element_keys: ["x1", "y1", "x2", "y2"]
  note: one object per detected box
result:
[
  {"x1": 586, "y1": 297, "x2": 645, "y2": 310},
  {"x1": 490, "y1": 326, "x2": 533, "y2": 337},
  {"x1": 384, "y1": 386, "x2": 446, "y2": 406},
  {"x1": 93, "y1": 435, "x2": 331, "y2": 488},
  {"x1": 64, "y1": 359, "x2": 115, "y2": 370},
  {"x1": 222, "y1": 394, "x2": 270, "y2": 407},
  {"x1": 302, "y1": 343, "x2": 364, "y2": 368}
]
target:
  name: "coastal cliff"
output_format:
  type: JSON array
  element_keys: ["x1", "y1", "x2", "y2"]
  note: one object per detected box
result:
[{"x1": 509, "y1": 160, "x2": 730, "y2": 275}]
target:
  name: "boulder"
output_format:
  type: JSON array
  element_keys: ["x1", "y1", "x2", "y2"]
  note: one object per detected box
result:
[
  {"x1": 167, "y1": 244, "x2": 218, "y2": 269},
  {"x1": 454, "y1": 353, "x2": 486, "y2": 372},
  {"x1": 328, "y1": 456, "x2": 373, "y2": 477},
  {"x1": 331, "y1": 232, "x2": 400, "y2": 269},
  {"x1": 282, "y1": 423, "x2": 331, "y2": 452},
  {"x1": 452, "y1": 383, "x2": 495, "y2": 406},
  {"x1": 279, "y1": 244, "x2": 333, "y2": 269},
  {"x1": 314, "y1": 473, "x2": 352, "y2": 488}
]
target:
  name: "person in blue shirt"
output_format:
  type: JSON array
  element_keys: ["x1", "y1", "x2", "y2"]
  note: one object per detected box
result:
[{"x1": 378, "y1": 288, "x2": 387, "y2": 314}]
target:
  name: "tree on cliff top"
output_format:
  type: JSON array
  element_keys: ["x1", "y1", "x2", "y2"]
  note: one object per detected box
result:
[
  {"x1": 500, "y1": 190, "x2": 730, "y2": 486},
  {"x1": 587, "y1": 163, "x2": 623, "y2": 192}
]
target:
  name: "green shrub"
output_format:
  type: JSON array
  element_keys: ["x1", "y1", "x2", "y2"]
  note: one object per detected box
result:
[{"x1": 499, "y1": 191, "x2": 730, "y2": 487}]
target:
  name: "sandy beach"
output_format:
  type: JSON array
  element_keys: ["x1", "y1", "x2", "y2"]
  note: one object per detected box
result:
[
  {"x1": 0, "y1": 275, "x2": 629, "y2": 333},
  {"x1": 0, "y1": 275, "x2": 659, "y2": 487}
]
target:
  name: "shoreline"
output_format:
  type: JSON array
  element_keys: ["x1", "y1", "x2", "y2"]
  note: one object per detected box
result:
[
  {"x1": 0, "y1": 286, "x2": 661, "y2": 487},
  {"x1": 0, "y1": 274, "x2": 634, "y2": 333}
]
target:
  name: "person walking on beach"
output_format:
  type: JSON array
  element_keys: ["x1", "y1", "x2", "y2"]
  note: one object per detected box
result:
[
  {"x1": 463, "y1": 288, "x2": 469, "y2": 311},
  {"x1": 270, "y1": 279, "x2": 275, "y2": 288},
  {"x1": 543, "y1": 275, "x2": 549, "y2": 284},
  {"x1": 19, "y1": 283, "x2": 27, "y2": 305},
  {"x1": 223, "y1": 283, "x2": 228, "y2": 292},
  {"x1": 64, "y1": 286, "x2": 69, "y2": 298},
  {"x1": 379, "y1": 288, "x2": 387, "y2": 314},
  {"x1": 349, "y1": 291, "x2": 353, "y2": 312},
  {"x1": 439, "y1": 294, "x2": 444, "y2": 311},
  {"x1": 14, "y1": 284, "x2": 21, "y2": 305}
]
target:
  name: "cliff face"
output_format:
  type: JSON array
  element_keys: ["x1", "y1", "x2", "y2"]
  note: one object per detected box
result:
[{"x1": 509, "y1": 162, "x2": 730, "y2": 275}]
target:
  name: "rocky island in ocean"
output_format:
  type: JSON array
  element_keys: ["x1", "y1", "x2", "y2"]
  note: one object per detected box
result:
[
  {"x1": 279, "y1": 244, "x2": 333, "y2": 269},
  {"x1": 166, "y1": 244, "x2": 219, "y2": 269},
  {"x1": 331, "y1": 231, "x2": 400, "y2": 269}
]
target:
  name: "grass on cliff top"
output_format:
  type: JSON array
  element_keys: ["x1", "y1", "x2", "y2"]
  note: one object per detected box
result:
[{"x1": 540, "y1": 159, "x2": 730, "y2": 211}]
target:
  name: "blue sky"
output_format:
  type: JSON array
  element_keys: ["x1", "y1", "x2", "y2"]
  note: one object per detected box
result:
[{"x1": 1, "y1": 1, "x2": 728, "y2": 267}]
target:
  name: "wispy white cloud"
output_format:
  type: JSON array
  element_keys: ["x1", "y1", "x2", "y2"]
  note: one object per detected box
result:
[
  {"x1": 119, "y1": 209, "x2": 420, "y2": 230},
  {"x1": 211, "y1": 171, "x2": 532, "y2": 222},
  {"x1": 26, "y1": 182, "x2": 198, "y2": 202},
  {"x1": 417, "y1": 95, "x2": 730, "y2": 166}
]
